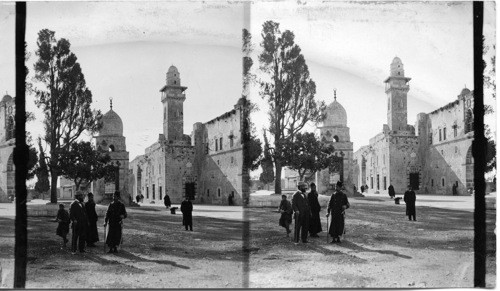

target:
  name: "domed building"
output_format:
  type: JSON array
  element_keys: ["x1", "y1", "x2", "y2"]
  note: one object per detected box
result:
[
  {"x1": 316, "y1": 90, "x2": 354, "y2": 194},
  {"x1": 0, "y1": 93, "x2": 15, "y2": 202},
  {"x1": 93, "y1": 99, "x2": 130, "y2": 204}
]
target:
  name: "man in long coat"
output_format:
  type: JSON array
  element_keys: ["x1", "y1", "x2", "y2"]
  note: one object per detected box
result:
[
  {"x1": 307, "y1": 183, "x2": 322, "y2": 238},
  {"x1": 104, "y1": 191, "x2": 127, "y2": 253},
  {"x1": 69, "y1": 192, "x2": 88, "y2": 254},
  {"x1": 404, "y1": 186, "x2": 417, "y2": 221},
  {"x1": 164, "y1": 194, "x2": 171, "y2": 209},
  {"x1": 181, "y1": 197, "x2": 193, "y2": 231},
  {"x1": 327, "y1": 181, "x2": 349, "y2": 243},
  {"x1": 292, "y1": 181, "x2": 311, "y2": 243},
  {"x1": 85, "y1": 192, "x2": 99, "y2": 247},
  {"x1": 388, "y1": 184, "x2": 395, "y2": 199},
  {"x1": 278, "y1": 195, "x2": 293, "y2": 236}
]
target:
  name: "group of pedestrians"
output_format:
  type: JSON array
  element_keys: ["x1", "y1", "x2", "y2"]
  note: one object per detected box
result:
[
  {"x1": 55, "y1": 191, "x2": 127, "y2": 254},
  {"x1": 279, "y1": 180, "x2": 419, "y2": 244},
  {"x1": 279, "y1": 180, "x2": 350, "y2": 244}
]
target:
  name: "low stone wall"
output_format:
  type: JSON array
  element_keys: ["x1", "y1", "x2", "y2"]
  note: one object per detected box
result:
[
  {"x1": 249, "y1": 194, "x2": 330, "y2": 208},
  {"x1": 27, "y1": 203, "x2": 108, "y2": 217}
]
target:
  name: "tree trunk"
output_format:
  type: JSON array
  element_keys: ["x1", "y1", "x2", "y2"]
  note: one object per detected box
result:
[
  {"x1": 274, "y1": 159, "x2": 282, "y2": 194},
  {"x1": 50, "y1": 171, "x2": 58, "y2": 203}
]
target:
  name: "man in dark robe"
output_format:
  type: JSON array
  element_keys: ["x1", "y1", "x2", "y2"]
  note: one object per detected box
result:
[
  {"x1": 181, "y1": 197, "x2": 193, "y2": 231},
  {"x1": 104, "y1": 191, "x2": 127, "y2": 253},
  {"x1": 404, "y1": 186, "x2": 417, "y2": 221},
  {"x1": 164, "y1": 194, "x2": 171, "y2": 209},
  {"x1": 56, "y1": 203, "x2": 70, "y2": 248},
  {"x1": 85, "y1": 193, "x2": 99, "y2": 247},
  {"x1": 360, "y1": 185, "x2": 365, "y2": 193},
  {"x1": 292, "y1": 181, "x2": 311, "y2": 243},
  {"x1": 278, "y1": 195, "x2": 293, "y2": 236},
  {"x1": 452, "y1": 183, "x2": 458, "y2": 196},
  {"x1": 388, "y1": 184, "x2": 395, "y2": 199},
  {"x1": 307, "y1": 183, "x2": 322, "y2": 238},
  {"x1": 69, "y1": 192, "x2": 88, "y2": 254},
  {"x1": 327, "y1": 181, "x2": 350, "y2": 243}
]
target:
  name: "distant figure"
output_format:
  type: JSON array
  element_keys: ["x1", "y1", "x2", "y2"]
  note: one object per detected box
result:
[
  {"x1": 85, "y1": 193, "x2": 99, "y2": 247},
  {"x1": 307, "y1": 183, "x2": 322, "y2": 238},
  {"x1": 228, "y1": 192, "x2": 235, "y2": 206},
  {"x1": 104, "y1": 191, "x2": 127, "y2": 253},
  {"x1": 327, "y1": 181, "x2": 350, "y2": 243},
  {"x1": 164, "y1": 194, "x2": 171, "y2": 209},
  {"x1": 278, "y1": 195, "x2": 293, "y2": 236},
  {"x1": 360, "y1": 185, "x2": 365, "y2": 193},
  {"x1": 181, "y1": 197, "x2": 193, "y2": 231},
  {"x1": 55, "y1": 204, "x2": 70, "y2": 248},
  {"x1": 388, "y1": 184, "x2": 395, "y2": 199},
  {"x1": 353, "y1": 185, "x2": 357, "y2": 193},
  {"x1": 403, "y1": 186, "x2": 416, "y2": 221},
  {"x1": 69, "y1": 192, "x2": 88, "y2": 254},
  {"x1": 452, "y1": 183, "x2": 458, "y2": 196},
  {"x1": 291, "y1": 181, "x2": 311, "y2": 243},
  {"x1": 136, "y1": 194, "x2": 141, "y2": 203}
]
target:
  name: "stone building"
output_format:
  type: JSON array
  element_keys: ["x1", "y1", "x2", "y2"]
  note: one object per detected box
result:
[
  {"x1": 0, "y1": 93, "x2": 15, "y2": 202},
  {"x1": 93, "y1": 100, "x2": 130, "y2": 203},
  {"x1": 283, "y1": 91, "x2": 354, "y2": 194},
  {"x1": 353, "y1": 57, "x2": 474, "y2": 195},
  {"x1": 192, "y1": 99, "x2": 244, "y2": 205},
  {"x1": 129, "y1": 65, "x2": 243, "y2": 205}
]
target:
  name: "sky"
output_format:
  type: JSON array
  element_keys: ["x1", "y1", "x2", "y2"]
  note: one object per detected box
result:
[
  {"x1": 0, "y1": 1, "x2": 496, "y2": 173},
  {"x1": 249, "y1": 1, "x2": 496, "y2": 155},
  {"x1": 0, "y1": 2, "x2": 245, "y2": 160}
]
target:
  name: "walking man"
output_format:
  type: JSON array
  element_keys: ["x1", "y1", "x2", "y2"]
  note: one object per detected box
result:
[
  {"x1": 388, "y1": 184, "x2": 395, "y2": 199},
  {"x1": 326, "y1": 181, "x2": 349, "y2": 243},
  {"x1": 104, "y1": 191, "x2": 127, "y2": 253},
  {"x1": 69, "y1": 192, "x2": 88, "y2": 254},
  {"x1": 404, "y1": 186, "x2": 417, "y2": 221},
  {"x1": 292, "y1": 181, "x2": 311, "y2": 243},
  {"x1": 307, "y1": 183, "x2": 322, "y2": 238},
  {"x1": 278, "y1": 195, "x2": 293, "y2": 236},
  {"x1": 164, "y1": 193, "x2": 171, "y2": 209},
  {"x1": 181, "y1": 196, "x2": 193, "y2": 231},
  {"x1": 85, "y1": 193, "x2": 99, "y2": 247}
]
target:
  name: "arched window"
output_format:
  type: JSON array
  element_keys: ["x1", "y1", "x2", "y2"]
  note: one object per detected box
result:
[
  {"x1": 109, "y1": 145, "x2": 115, "y2": 152},
  {"x1": 164, "y1": 107, "x2": 166, "y2": 120},
  {"x1": 217, "y1": 188, "x2": 221, "y2": 197},
  {"x1": 465, "y1": 109, "x2": 473, "y2": 133},
  {"x1": 333, "y1": 135, "x2": 339, "y2": 142},
  {"x1": 6, "y1": 116, "x2": 14, "y2": 140}
]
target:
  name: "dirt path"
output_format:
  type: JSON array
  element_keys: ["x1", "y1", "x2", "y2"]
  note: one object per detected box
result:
[{"x1": 247, "y1": 197, "x2": 496, "y2": 288}]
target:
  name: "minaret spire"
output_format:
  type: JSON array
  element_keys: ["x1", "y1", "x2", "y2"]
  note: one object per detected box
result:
[
  {"x1": 334, "y1": 88, "x2": 337, "y2": 101},
  {"x1": 109, "y1": 97, "x2": 113, "y2": 110}
]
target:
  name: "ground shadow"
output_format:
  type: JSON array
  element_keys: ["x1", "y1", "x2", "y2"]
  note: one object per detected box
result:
[
  {"x1": 336, "y1": 240, "x2": 412, "y2": 259},
  {"x1": 112, "y1": 250, "x2": 190, "y2": 269}
]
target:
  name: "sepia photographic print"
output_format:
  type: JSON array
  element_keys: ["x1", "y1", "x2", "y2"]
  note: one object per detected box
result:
[{"x1": 0, "y1": 0, "x2": 496, "y2": 289}]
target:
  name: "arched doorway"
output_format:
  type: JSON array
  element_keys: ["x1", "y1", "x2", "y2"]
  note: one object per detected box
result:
[{"x1": 465, "y1": 146, "x2": 474, "y2": 191}]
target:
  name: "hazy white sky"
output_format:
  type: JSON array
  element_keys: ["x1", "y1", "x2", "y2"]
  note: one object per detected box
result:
[
  {"x1": 249, "y1": 1, "x2": 496, "y2": 153},
  {"x1": 0, "y1": 1, "x2": 496, "y2": 162}
]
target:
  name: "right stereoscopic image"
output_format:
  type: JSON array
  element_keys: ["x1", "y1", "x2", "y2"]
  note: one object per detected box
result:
[{"x1": 245, "y1": 1, "x2": 496, "y2": 288}]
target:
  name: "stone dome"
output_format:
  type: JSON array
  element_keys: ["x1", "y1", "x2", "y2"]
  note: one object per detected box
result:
[
  {"x1": 168, "y1": 65, "x2": 179, "y2": 74},
  {"x1": 2, "y1": 94, "x2": 12, "y2": 103},
  {"x1": 99, "y1": 109, "x2": 123, "y2": 136},
  {"x1": 460, "y1": 88, "x2": 471, "y2": 96},
  {"x1": 323, "y1": 99, "x2": 347, "y2": 127}
]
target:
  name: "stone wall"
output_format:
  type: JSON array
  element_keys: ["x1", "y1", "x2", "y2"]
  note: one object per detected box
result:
[{"x1": 193, "y1": 106, "x2": 243, "y2": 205}]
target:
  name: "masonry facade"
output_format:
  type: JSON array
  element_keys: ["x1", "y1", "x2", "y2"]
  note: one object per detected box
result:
[
  {"x1": 0, "y1": 94, "x2": 15, "y2": 202},
  {"x1": 353, "y1": 57, "x2": 474, "y2": 195},
  {"x1": 129, "y1": 66, "x2": 243, "y2": 205}
]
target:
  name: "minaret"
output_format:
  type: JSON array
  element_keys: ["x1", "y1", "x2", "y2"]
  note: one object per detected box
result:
[
  {"x1": 159, "y1": 65, "x2": 188, "y2": 141},
  {"x1": 384, "y1": 57, "x2": 411, "y2": 132}
]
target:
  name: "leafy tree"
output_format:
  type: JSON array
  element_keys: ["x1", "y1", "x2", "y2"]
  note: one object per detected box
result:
[
  {"x1": 34, "y1": 138, "x2": 50, "y2": 194},
  {"x1": 58, "y1": 141, "x2": 117, "y2": 193},
  {"x1": 484, "y1": 43, "x2": 496, "y2": 175},
  {"x1": 282, "y1": 132, "x2": 335, "y2": 181},
  {"x1": 33, "y1": 29, "x2": 102, "y2": 203},
  {"x1": 258, "y1": 21, "x2": 325, "y2": 194},
  {"x1": 259, "y1": 130, "x2": 274, "y2": 187}
]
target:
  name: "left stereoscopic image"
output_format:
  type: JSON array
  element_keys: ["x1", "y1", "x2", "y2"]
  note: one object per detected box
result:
[{"x1": 0, "y1": 2, "x2": 247, "y2": 288}]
